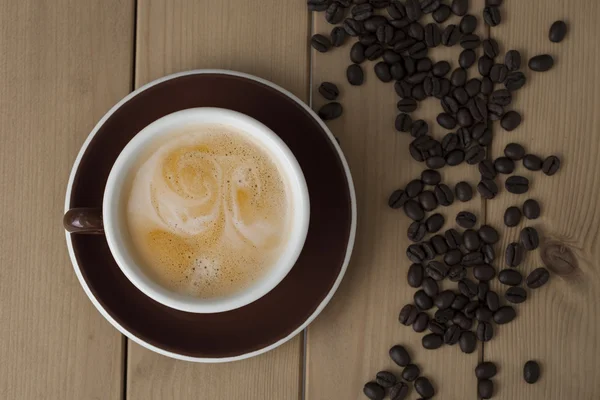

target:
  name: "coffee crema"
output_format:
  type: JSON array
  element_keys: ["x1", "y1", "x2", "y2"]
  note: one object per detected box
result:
[{"x1": 125, "y1": 124, "x2": 292, "y2": 298}]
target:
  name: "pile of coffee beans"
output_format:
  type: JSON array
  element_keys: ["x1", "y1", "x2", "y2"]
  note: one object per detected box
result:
[{"x1": 308, "y1": 0, "x2": 565, "y2": 398}]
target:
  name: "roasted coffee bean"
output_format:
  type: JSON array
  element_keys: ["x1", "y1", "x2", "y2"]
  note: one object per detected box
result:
[
  {"x1": 487, "y1": 103, "x2": 504, "y2": 121},
  {"x1": 451, "y1": 0, "x2": 468, "y2": 15},
  {"x1": 524, "y1": 360, "x2": 541, "y2": 384},
  {"x1": 448, "y1": 265, "x2": 467, "y2": 282},
  {"x1": 428, "y1": 320, "x2": 445, "y2": 335},
  {"x1": 409, "y1": 41, "x2": 429, "y2": 59},
  {"x1": 407, "y1": 243, "x2": 426, "y2": 263},
  {"x1": 483, "y1": 5, "x2": 501, "y2": 27},
  {"x1": 365, "y1": 43, "x2": 384, "y2": 60},
  {"x1": 394, "y1": 37, "x2": 417, "y2": 52},
  {"x1": 478, "y1": 56, "x2": 494, "y2": 76},
  {"x1": 481, "y1": 76, "x2": 494, "y2": 95},
  {"x1": 459, "y1": 278, "x2": 478, "y2": 298},
  {"x1": 407, "y1": 263, "x2": 424, "y2": 288},
  {"x1": 330, "y1": 26, "x2": 347, "y2": 47},
  {"x1": 375, "y1": 62, "x2": 392, "y2": 82},
  {"x1": 307, "y1": 0, "x2": 329, "y2": 12},
  {"x1": 454, "y1": 86, "x2": 470, "y2": 105},
  {"x1": 434, "y1": 184, "x2": 454, "y2": 206},
  {"x1": 408, "y1": 22, "x2": 425, "y2": 40},
  {"x1": 463, "y1": 300, "x2": 479, "y2": 318},
  {"x1": 359, "y1": 33, "x2": 378, "y2": 46},
  {"x1": 466, "y1": 145, "x2": 486, "y2": 165},
  {"x1": 414, "y1": 377, "x2": 435, "y2": 398},
  {"x1": 405, "y1": 0, "x2": 422, "y2": 21},
  {"x1": 390, "y1": 345, "x2": 411, "y2": 366},
  {"x1": 425, "y1": 23, "x2": 441, "y2": 47},
  {"x1": 404, "y1": 199, "x2": 425, "y2": 221},
  {"x1": 406, "y1": 179, "x2": 423, "y2": 197},
  {"x1": 505, "y1": 175, "x2": 529, "y2": 194},
  {"x1": 426, "y1": 156, "x2": 446, "y2": 170},
  {"x1": 413, "y1": 312, "x2": 430, "y2": 333},
  {"x1": 459, "y1": 14, "x2": 478, "y2": 34},
  {"x1": 402, "y1": 364, "x2": 420, "y2": 382},
  {"x1": 422, "y1": 333, "x2": 443, "y2": 350},
  {"x1": 391, "y1": 63, "x2": 407, "y2": 81},
  {"x1": 527, "y1": 267, "x2": 550, "y2": 289},
  {"x1": 504, "y1": 49, "x2": 521, "y2": 72},
  {"x1": 549, "y1": 20, "x2": 567, "y2": 43},
  {"x1": 399, "y1": 304, "x2": 419, "y2": 325},
  {"x1": 494, "y1": 156, "x2": 515, "y2": 175},
  {"x1": 476, "y1": 226, "x2": 497, "y2": 245},
  {"x1": 436, "y1": 113, "x2": 456, "y2": 130},
  {"x1": 482, "y1": 38, "x2": 499, "y2": 58},
  {"x1": 409, "y1": 144, "x2": 425, "y2": 162},
  {"x1": 426, "y1": 261, "x2": 449, "y2": 281},
  {"x1": 395, "y1": 113, "x2": 413, "y2": 132},
  {"x1": 504, "y1": 143, "x2": 526, "y2": 160},
  {"x1": 411, "y1": 84, "x2": 427, "y2": 100},
  {"x1": 499, "y1": 269, "x2": 523, "y2": 286},
  {"x1": 429, "y1": 62, "x2": 450, "y2": 79},
  {"x1": 422, "y1": 277, "x2": 439, "y2": 297},
  {"x1": 442, "y1": 24, "x2": 462, "y2": 46},
  {"x1": 451, "y1": 68, "x2": 467, "y2": 87},
  {"x1": 326, "y1": 2, "x2": 346, "y2": 24},
  {"x1": 420, "y1": 0, "x2": 440, "y2": 13},
  {"x1": 452, "y1": 294, "x2": 469, "y2": 310},
  {"x1": 420, "y1": 169, "x2": 440, "y2": 186},
  {"x1": 505, "y1": 286, "x2": 527, "y2": 303},
  {"x1": 520, "y1": 227, "x2": 540, "y2": 250},
  {"x1": 407, "y1": 120, "x2": 428, "y2": 138},
  {"x1": 529, "y1": 54, "x2": 554, "y2": 72},
  {"x1": 363, "y1": 382, "x2": 385, "y2": 400},
  {"x1": 444, "y1": 249, "x2": 463, "y2": 266},
  {"x1": 478, "y1": 281, "x2": 489, "y2": 301},
  {"x1": 347, "y1": 64, "x2": 364, "y2": 85},
  {"x1": 318, "y1": 82, "x2": 339, "y2": 101},
  {"x1": 441, "y1": 96, "x2": 459, "y2": 115},
  {"x1": 493, "y1": 305, "x2": 516, "y2": 324},
  {"x1": 425, "y1": 214, "x2": 444, "y2": 234},
  {"x1": 311, "y1": 34, "x2": 332, "y2": 52},
  {"x1": 476, "y1": 362, "x2": 498, "y2": 380},
  {"x1": 474, "y1": 264, "x2": 496, "y2": 281},
  {"x1": 318, "y1": 102, "x2": 343, "y2": 121},
  {"x1": 423, "y1": 76, "x2": 439, "y2": 96},
  {"x1": 445, "y1": 229, "x2": 462, "y2": 249},
  {"x1": 352, "y1": 3, "x2": 373, "y2": 20},
  {"x1": 383, "y1": 49, "x2": 402, "y2": 64},
  {"x1": 486, "y1": 291, "x2": 500, "y2": 311},
  {"x1": 376, "y1": 371, "x2": 397, "y2": 388},
  {"x1": 482, "y1": 244, "x2": 495, "y2": 264},
  {"x1": 478, "y1": 379, "x2": 494, "y2": 399},
  {"x1": 542, "y1": 155, "x2": 561, "y2": 176},
  {"x1": 479, "y1": 160, "x2": 497, "y2": 179},
  {"x1": 459, "y1": 331, "x2": 476, "y2": 353},
  {"x1": 376, "y1": 24, "x2": 394, "y2": 44},
  {"x1": 477, "y1": 321, "x2": 494, "y2": 342},
  {"x1": 471, "y1": 123, "x2": 488, "y2": 142},
  {"x1": 422, "y1": 241, "x2": 437, "y2": 260},
  {"x1": 465, "y1": 78, "x2": 481, "y2": 96},
  {"x1": 438, "y1": 78, "x2": 452, "y2": 98},
  {"x1": 435, "y1": 308, "x2": 454, "y2": 325},
  {"x1": 468, "y1": 97, "x2": 488, "y2": 122},
  {"x1": 523, "y1": 154, "x2": 543, "y2": 171},
  {"x1": 397, "y1": 98, "x2": 418, "y2": 113},
  {"x1": 433, "y1": 4, "x2": 451, "y2": 23},
  {"x1": 456, "y1": 108, "x2": 473, "y2": 127},
  {"x1": 506, "y1": 242, "x2": 523, "y2": 267},
  {"x1": 389, "y1": 189, "x2": 409, "y2": 209},
  {"x1": 505, "y1": 71, "x2": 527, "y2": 91},
  {"x1": 490, "y1": 89, "x2": 512, "y2": 107},
  {"x1": 478, "y1": 178, "x2": 498, "y2": 199},
  {"x1": 523, "y1": 199, "x2": 541, "y2": 219},
  {"x1": 350, "y1": 42, "x2": 366, "y2": 64},
  {"x1": 444, "y1": 324, "x2": 461, "y2": 345},
  {"x1": 456, "y1": 211, "x2": 477, "y2": 229},
  {"x1": 431, "y1": 234, "x2": 448, "y2": 254},
  {"x1": 460, "y1": 33, "x2": 480, "y2": 49},
  {"x1": 462, "y1": 251, "x2": 484, "y2": 266},
  {"x1": 406, "y1": 71, "x2": 428, "y2": 85},
  {"x1": 454, "y1": 182, "x2": 473, "y2": 202},
  {"x1": 434, "y1": 290, "x2": 455, "y2": 310}
]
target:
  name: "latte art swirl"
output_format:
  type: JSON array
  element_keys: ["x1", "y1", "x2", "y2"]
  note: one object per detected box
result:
[{"x1": 126, "y1": 125, "x2": 291, "y2": 298}]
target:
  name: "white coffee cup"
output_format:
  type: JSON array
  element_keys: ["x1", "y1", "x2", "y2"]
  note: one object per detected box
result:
[{"x1": 64, "y1": 108, "x2": 310, "y2": 313}]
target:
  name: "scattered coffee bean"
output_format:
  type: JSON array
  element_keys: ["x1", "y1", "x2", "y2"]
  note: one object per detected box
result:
[
  {"x1": 505, "y1": 175, "x2": 529, "y2": 194},
  {"x1": 485, "y1": 291, "x2": 500, "y2": 312},
  {"x1": 435, "y1": 308, "x2": 454, "y2": 324},
  {"x1": 424, "y1": 213, "x2": 443, "y2": 233},
  {"x1": 459, "y1": 278, "x2": 478, "y2": 298},
  {"x1": 330, "y1": 26, "x2": 347, "y2": 47},
  {"x1": 504, "y1": 206, "x2": 522, "y2": 227},
  {"x1": 376, "y1": 371, "x2": 397, "y2": 388},
  {"x1": 399, "y1": 304, "x2": 419, "y2": 326},
  {"x1": 318, "y1": 102, "x2": 343, "y2": 120},
  {"x1": 455, "y1": 182, "x2": 473, "y2": 202},
  {"x1": 501, "y1": 110, "x2": 522, "y2": 131},
  {"x1": 529, "y1": 54, "x2": 554, "y2": 72},
  {"x1": 347, "y1": 64, "x2": 364, "y2": 85},
  {"x1": 431, "y1": 234, "x2": 449, "y2": 254},
  {"x1": 505, "y1": 143, "x2": 526, "y2": 160},
  {"x1": 445, "y1": 228, "x2": 462, "y2": 249},
  {"x1": 498, "y1": 269, "x2": 523, "y2": 286},
  {"x1": 459, "y1": 331, "x2": 477, "y2": 354},
  {"x1": 462, "y1": 251, "x2": 484, "y2": 266},
  {"x1": 520, "y1": 227, "x2": 540, "y2": 250},
  {"x1": 407, "y1": 243, "x2": 425, "y2": 263},
  {"x1": 441, "y1": 24, "x2": 461, "y2": 46},
  {"x1": 494, "y1": 156, "x2": 515, "y2": 174},
  {"x1": 422, "y1": 277, "x2": 439, "y2": 297},
  {"x1": 396, "y1": 113, "x2": 413, "y2": 132},
  {"x1": 478, "y1": 225, "x2": 499, "y2": 244},
  {"x1": 479, "y1": 160, "x2": 497, "y2": 179},
  {"x1": 463, "y1": 229, "x2": 481, "y2": 251},
  {"x1": 522, "y1": 199, "x2": 541, "y2": 220},
  {"x1": 482, "y1": 244, "x2": 496, "y2": 264},
  {"x1": 434, "y1": 184, "x2": 454, "y2": 206},
  {"x1": 404, "y1": 200, "x2": 425, "y2": 221},
  {"x1": 402, "y1": 364, "x2": 420, "y2": 382},
  {"x1": 549, "y1": 20, "x2": 567, "y2": 43},
  {"x1": 422, "y1": 333, "x2": 443, "y2": 350},
  {"x1": 475, "y1": 306, "x2": 493, "y2": 323},
  {"x1": 456, "y1": 211, "x2": 477, "y2": 229},
  {"x1": 505, "y1": 71, "x2": 527, "y2": 91},
  {"x1": 375, "y1": 62, "x2": 393, "y2": 82},
  {"x1": 523, "y1": 154, "x2": 543, "y2": 171},
  {"x1": 434, "y1": 290, "x2": 455, "y2": 310},
  {"x1": 363, "y1": 382, "x2": 385, "y2": 400},
  {"x1": 318, "y1": 82, "x2": 339, "y2": 100},
  {"x1": 474, "y1": 264, "x2": 496, "y2": 281},
  {"x1": 443, "y1": 324, "x2": 461, "y2": 345},
  {"x1": 408, "y1": 221, "x2": 427, "y2": 242},
  {"x1": 452, "y1": 294, "x2": 469, "y2": 310},
  {"x1": 350, "y1": 42, "x2": 366, "y2": 63},
  {"x1": 433, "y1": 4, "x2": 451, "y2": 23},
  {"x1": 493, "y1": 305, "x2": 516, "y2": 324},
  {"x1": 389, "y1": 345, "x2": 411, "y2": 366},
  {"x1": 479, "y1": 56, "x2": 494, "y2": 76},
  {"x1": 506, "y1": 242, "x2": 524, "y2": 267},
  {"x1": 505, "y1": 286, "x2": 527, "y2": 304},
  {"x1": 526, "y1": 267, "x2": 550, "y2": 289},
  {"x1": 505, "y1": 49, "x2": 521, "y2": 71},
  {"x1": 413, "y1": 312, "x2": 429, "y2": 333},
  {"x1": 425, "y1": 261, "x2": 449, "y2": 281},
  {"x1": 476, "y1": 362, "x2": 497, "y2": 380},
  {"x1": 426, "y1": 156, "x2": 446, "y2": 170},
  {"x1": 524, "y1": 360, "x2": 541, "y2": 384},
  {"x1": 453, "y1": 313, "x2": 472, "y2": 331},
  {"x1": 428, "y1": 320, "x2": 445, "y2": 335},
  {"x1": 311, "y1": 34, "x2": 332, "y2": 52},
  {"x1": 414, "y1": 377, "x2": 435, "y2": 398},
  {"x1": 478, "y1": 281, "x2": 490, "y2": 301},
  {"x1": 407, "y1": 263, "x2": 424, "y2": 290},
  {"x1": 460, "y1": 14, "x2": 478, "y2": 34},
  {"x1": 466, "y1": 145, "x2": 486, "y2": 165},
  {"x1": 411, "y1": 119, "x2": 428, "y2": 137},
  {"x1": 422, "y1": 241, "x2": 436, "y2": 260},
  {"x1": 542, "y1": 155, "x2": 561, "y2": 176},
  {"x1": 478, "y1": 379, "x2": 494, "y2": 399},
  {"x1": 478, "y1": 178, "x2": 499, "y2": 199},
  {"x1": 490, "y1": 88, "x2": 512, "y2": 106},
  {"x1": 463, "y1": 301, "x2": 479, "y2": 318}
]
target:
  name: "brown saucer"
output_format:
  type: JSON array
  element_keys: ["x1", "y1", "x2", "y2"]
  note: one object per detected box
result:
[{"x1": 65, "y1": 70, "x2": 356, "y2": 361}]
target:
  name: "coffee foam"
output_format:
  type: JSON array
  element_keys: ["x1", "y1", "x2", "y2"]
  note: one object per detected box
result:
[{"x1": 125, "y1": 124, "x2": 292, "y2": 298}]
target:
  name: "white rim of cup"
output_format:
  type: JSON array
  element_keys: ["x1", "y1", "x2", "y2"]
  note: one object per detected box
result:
[
  {"x1": 64, "y1": 70, "x2": 357, "y2": 363},
  {"x1": 103, "y1": 107, "x2": 311, "y2": 313}
]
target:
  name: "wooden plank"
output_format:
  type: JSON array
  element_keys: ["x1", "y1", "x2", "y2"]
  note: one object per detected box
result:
[
  {"x1": 307, "y1": 5, "x2": 486, "y2": 400},
  {"x1": 128, "y1": 1, "x2": 309, "y2": 399},
  {"x1": 485, "y1": 2, "x2": 600, "y2": 399},
  {"x1": 0, "y1": 0, "x2": 134, "y2": 398}
]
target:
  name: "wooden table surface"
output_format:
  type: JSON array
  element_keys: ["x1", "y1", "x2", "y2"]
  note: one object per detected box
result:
[{"x1": 1, "y1": 1, "x2": 599, "y2": 399}]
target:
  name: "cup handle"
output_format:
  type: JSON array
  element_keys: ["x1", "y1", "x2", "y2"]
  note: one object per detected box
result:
[{"x1": 63, "y1": 208, "x2": 104, "y2": 234}]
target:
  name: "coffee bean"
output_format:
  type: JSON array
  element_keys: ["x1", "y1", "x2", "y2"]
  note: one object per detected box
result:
[
  {"x1": 422, "y1": 333, "x2": 443, "y2": 349},
  {"x1": 407, "y1": 222, "x2": 426, "y2": 243},
  {"x1": 434, "y1": 309, "x2": 454, "y2": 325},
  {"x1": 389, "y1": 189, "x2": 409, "y2": 209},
  {"x1": 347, "y1": 64, "x2": 364, "y2": 85},
  {"x1": 501, "y1": 110, "x2": 522, "y2": 131},
  {"x1": 405, "y1": 0, "x2": 422, "y2": 21},
  {"x1": 422, "y1": 277, "x2": 439, "y2": 297},
  {"x1": 307, "y1": 0, "x2": 329, "y2": 12},
  {"x1": 529, "y1": 54, "x2": 554, "y2": 72},
  {"x1": 412, "y1": 312, "x2": 429, "y2": 333},
  {"x1": 479, "y1": 225, "x2": 499, "y2": 244},
  {"x1": 506, "y1": 242, "x2": 524, "y2": 267},
  {"x1": 425, "y1": 261, "x2": 449, "y2": 281},
  {"x1": 407, "y1": 243, "x2": 426, "y2": 263},
  {"x1": 505, "y1": 71, "x2": 527, "y2": 91},
  {"x1": 352, "y1": 3, "x2": 373, "y2": 21},
  {"x1": 434, "y1": 184, "x2": 454, "y2": 206},
  {"x1": 406, "y1": 71, "x2": 429, "y2": 85},
  {"x1": 479, "y1": 160, "x2": 497, "y2": 179},
  {"x1": 522, "y1": 199, "x2": 541, "y2": 220},
  {"x1": 505, "y1": 175, "x2": 529, "y2": 194},
  {"x1": 441, "y1": 96, "x2": 459, "y2": 116},
  {"x1": 493, "y1": 305, "x2": 516, "y2": 324},
  {"x1": 424, "y1": 214, "x2": 443, "y2": 234},
  {"x1": 520, "y1": 227, "x2": 540, "y2": 251},
  {"x1": 448, "y1": 265, "x2": 467, "y2": 282},
  {"x1": 349, "y1": 43, "x2": 366, "y2": 64},
  {"x1": 477, "y1": 321, "x2": 494, "y2": 342},
  {"x1": 422, "y1": 241, "x2": 436, "y2": 260},
  {"x1": 326, "y1": 2, "x2": 346, "y2": 24},
  {"x1": 468, "y1": 97, "x2": 488, "y2": 122},
  {"x1": 397, "y1": 99, "x2": 418, "y2": 114},
  {"x1": 454, "y1": 87, "x2": 470, "y2": 105},
  {"x1": 377, "y1": 24, "x2": 395, "y2": 45},
  {"x1": 450, "y1": 68, "x2": 467, "y2": 87},
  {"x1": 455, "y1": 211, "x2": 476, "y2": 229},
  {"x1": 382, "y1": 50, "x2": 402, "y2": 65},
  {"x1": 527, "y1": 267, "x2": 550, "y2": 289},
  {"x1": 522, "y1": 154, "x2": 543, "y2": 171},
  {"x1": 455, "y1": 108, "x2": 473, "y2": 127},
  {"x1": 409, "y1": 41, "x2": 429, "y2": 59},
  {"x1": 471, "y1": 123, "x2": 490, "y2": 145},
  {"x1": 463, "y1": 229, "x2": 480, "y2": 251},
  {"x1": 442, "y1": 24, "x2": 462, "y2": 46},
  {"x1": 411, "y1": 84, "x2": 427, "y2": 100},
  {"x1": 408, "y1": 22, "x2": 424, "y2": 40},
  {"x1": 486, "y1": 291, "x2": 500, "y2": 312},
  {"x1": 481, "y1": 76, "x2": 494, "y2": 94},
  {"x1": 466, "y1": 145, "x2": 486, "y2": 165},
  {"x1": 450, "y1": 0, "x2": 467, "y2": 15},
  {"x1": 396, "y1": 113, "x2": 413, "y2": 132},
  {"x1": 493, "y1": 156, "x2": 515, "y2": 175},
  {"x1": 504, "y1": 49, "x2": 521, "y2": 71},
  {"x1": 478, "y1": 56, "x2": 494, "y2": 76},
  {"x1": 445, "y1": 229, "x2": 462, "y2": 250},
  {"x1": 421, "y1": 0, "x2": 441, "y2": 13},
  {"x1": 425, "y1": 23, "x2": 441, "y2": 47},
  {"x1": 317, "y1": 102, "x2": 343, "y2": 121},
  {"x1": 426, "y1": 156, "x2": 446, "y2": 170},
  {"x1": 432, "y1": 235, "x2": 448, "y2": 255},
  {"x1": 363, "y1": 382, "x2": 385, "y2": 400},
  {"x1": 503, "y1": 207, "x2": 521, "y2": 227},
  {"x1": 360, "y1": 33, "x2": 378, "y2": 46},
  {"x1": 365, "y1": 43, "x2": 385, "y2": 60},
  {"x1": 419, "y1": 170, "x2": 439, "y2": 187},
  {"x1": 394, "y1": 37, "x2": 417, "y2": 52},
  {"x1": 462, "y1": 251, "x2": 484, "y2": 266},
  {"x1": 476, "y1": 306, "x2": 493, "y2": 323},
  {"x1": 454, "y1": 182, "x2": 472, "y2": 203},
  {"x1": 318, "y1": 82, "x2": 339, "y2": 101},
  {"x1": 490, "y1": 90, "x2": 512, "y2": 108},
  {"x1": 460, "y1": 33, "x2": 480, "y2": 50},
  {"x1": 476, "y1": 362, "x2": 498, "y2": 379},
  {"x1": 376, "y1": 371, "x2": 397, "y2": 388},
  {"x1": 459, "y1": 278, "x2": 478, "y2": 298},
  {"x1": 428, "y1": 320, "x2": 445, "y2": 335},
  {"x1": 435, "y1": 112, "x2": 456, "y2": 130},
  {"x1": 311, "y1": 34, "x2": 332, "y2": 52},
  {"x1": 459, "y1": 331, "x2": 477, "y2": 353},
  {"x1": 505, "y1": 286, "x2": 527, "y2": 303},
  {"x1": 474, "y1": 264, "x2": 496, "y2": 281},
  {"x1": 374, "y1": 62, "x2": 392, "y2": 82},
  {"x1": 444, "y1": 324, "x2": 461, "y2": 345},
  {"x1": 405, "y1": 262, "x2": 424, "y2": 288},
  {"x1": 483, "y1": 6, "x2": 501, "y2": 27},
  {"x1": 478, "y1": 178, "x2": 498, "y2": 199},
  {"x1": 549, "y1": 20, "x2": 567, "y2": 43},
  {"x1": 542, "y1": 155, "x2": 561, "y2": 176},
  {"x1": 438, "y1": 78, "x2": 451, "y2": 98},
  {"x1": 498, "y1": 269, "x2": 523, "y2": 286},
  {"x1": 402, "y1": 364, "x2": 420, "y2": 382},
  {"x1": 478, "y1": 281, "x2": 489, "y2": 301},
  {"x1": 452, "y1": 294, "x2": 469, "y2": 310},
  {"x1": 504, "y1": 143, "x2": 525, "y2": 160},
  {"x1": 389, "y1": 344, "x2": 411, "y2": 366},
  {"x1": 465, "y1": 78, "x2": 481, "y2": 96},
  {"x1": 459, "y1": 14, "x2": 478, "y2": 34},
  {"x1": 405, "y1": 181, "x2": 424, "y2": 200},
  {"x1": 482, "y1": 38, "x2": 499, "y2": 58},
  {"x1": 487, "y1": 103, "x2": 504, "y2": 121},
  {"x1": 432, "y1": 290, "x2": 453, "y2": 310},
  {"x1": 482, "y1": 244, "x2": 495, "y2": 264},
  {"x1": 463, "y1": 300, "x2": 479, "y2": 318},
  {"x1": 524, "y1": 360, "x2": 541, "y2": 384},
  {"x1": 399, "y1": 304, "x2": 419, "y2": 325},
  {"x1": 414, "y1": 377, "x2": 435, "y2": 398},
  {"x1": 433, "y1": 4, "x2": 451, "y2": 22},
  {"x1": 330, "y1": 26, "x2": 347, "y2": 47},
  {"x1": 478, "y1": 379, "x2": 494, "y2": 399}
]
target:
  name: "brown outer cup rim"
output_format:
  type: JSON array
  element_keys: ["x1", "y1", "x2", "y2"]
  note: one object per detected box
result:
[{"x1": 64, "y1": 70, "x2": 356, "y2": 362}]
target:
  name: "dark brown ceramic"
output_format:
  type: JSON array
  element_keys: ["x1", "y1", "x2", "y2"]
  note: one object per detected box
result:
[{"x1": 64, "y1": 71, "x2": 355, "y2": 361}]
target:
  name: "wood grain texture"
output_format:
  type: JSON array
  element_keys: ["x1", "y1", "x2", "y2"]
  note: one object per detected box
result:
[
  {"x1": 0, "y1": 0, "x2": 134, "y2": 398},
  {"x1": 486, "y1": 2, "x2": 600, "y2": 399},
  {"x1": 127, "y1": 1, "x2": 309, "y2": 399},
  {"x1": 307, "y1": 5, "x2": 485, "y2": 400}
]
